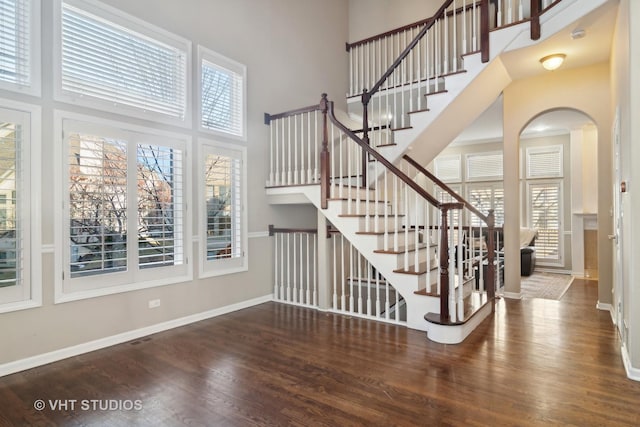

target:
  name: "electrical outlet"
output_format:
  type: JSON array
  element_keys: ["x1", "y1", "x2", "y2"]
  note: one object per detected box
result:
[{"x1": 148, "y1": 299, "x2": 161, "y2": 309}]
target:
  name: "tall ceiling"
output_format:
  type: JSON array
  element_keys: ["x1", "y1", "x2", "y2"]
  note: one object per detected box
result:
[{"x1": 453, "y1": 1, "x2": 618, "y2": 145}]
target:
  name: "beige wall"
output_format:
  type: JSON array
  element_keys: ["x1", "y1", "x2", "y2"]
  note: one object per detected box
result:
[
  {"x1": 611, "y1": 0, "x2": 640, "y2": 371},
  {"x1": 0, "y1": 0, "x2": 348, "y2": 366},
  {"x1": 348, "y1": 0, "x2": 440, "y2": 42},
  {"x1": 502, "y1": 63, "x2": 612, "y2": 300}
]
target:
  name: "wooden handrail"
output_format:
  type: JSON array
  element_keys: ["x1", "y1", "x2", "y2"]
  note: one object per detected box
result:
[
  {"x1": 324, "y1": 97, "x2": 442, "y2": 209},
  {"x1": 268, "y1": 225, "x2": 318, "y2": 236},
  {"x1": 364, "y1": 0, "x2": 456, "y2": 102},
  {"x1": 346, "y1": 3, "x2": 479, "y2": 51},
  {"x1": 402, "y1": 154, "x2": 490, "y2": 224},
  {"x1": 264, "y1": 104, "x2": 321, "y2": 124}
]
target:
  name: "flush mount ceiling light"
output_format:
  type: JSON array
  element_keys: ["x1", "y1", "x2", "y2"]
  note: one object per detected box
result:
[{"x1": 540, "y1": 53, "x2": 566, "y2": 71}]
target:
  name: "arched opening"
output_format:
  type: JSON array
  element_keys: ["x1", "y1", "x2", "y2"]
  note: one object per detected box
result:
[{"x1": 518, "y1": 108, "x2": 598, "y2": 288}]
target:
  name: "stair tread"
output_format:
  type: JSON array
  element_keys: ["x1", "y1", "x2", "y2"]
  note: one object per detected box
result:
[
  {"x1": 339, "y1": 214, "x2": 405, "y2": 218},
  {"x1": 424, "y1": 292, "x2": 490, "y2": 326},
  {"x1": 408, "y1": 108, "x2": 430, "y2": 115},
  {"x1": 374, "y1": 243, "x2": 427, "y2": 254},
  {"x1": 329, "y1": 198, "x2": 388, "y2": 203},
  {"x1": 390, "y1": 126, "x2": 413, "y2": 131},
  {"x1": 356, "y1": 229, "x2": 406, "y2": 236},
  {"x1": 376, "y1": 143, "x2": 397, "y2": 148},
  {"x1": 393, "y1": 259, "x2": 439, "y2": 275},
  {"x1": 423, "y1": 89, "x2": 448, "y2": 97}
]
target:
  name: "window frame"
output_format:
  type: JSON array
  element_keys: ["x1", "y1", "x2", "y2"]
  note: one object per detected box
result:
[
  {"x1": 0, "y1": 0, "x2": 41, "y2": 96},
  {"x1": 198, "y1": 138, "x2": 247, "y2": 278},
  {"x1": 197, "y1": 45, "x2": 247, "y2": 141},
  {"x1": 54, "y1": 110, "x2": 192, "y2": 303},
  {"x1": 52, "y1": 0, "x2": 192, "y2": 127},
  {"x1": 0, "y1": 99, "x2": 42, "y2": 314}
]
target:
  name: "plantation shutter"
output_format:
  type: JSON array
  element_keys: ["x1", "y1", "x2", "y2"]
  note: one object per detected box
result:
[
  {"x1": 0, "y1": 0, "x2": 31, "y2": 87},
  {"x1": 201, "y1": 59, "x2": 244, "y2": 137},
  {"x1": 67, "y1": 133, "x2": 128, "y2": 278},
  {"x1": 0, "y1": 120, "x2": 21, "y2": 289},
  {"x1": 205, "y1": 150, "x2": 242, "y2": 261},
  {"x1": 136, "y1": 144, "x2": 183, "y2": 268},
  {"x1": 528, "y1": 182, "x2": 561, "y2": 260},
  {"x1": 60, "y1": 1, "x2": 187, "y2": 119}
]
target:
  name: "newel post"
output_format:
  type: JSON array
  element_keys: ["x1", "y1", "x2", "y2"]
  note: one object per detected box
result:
[
  {"x1": 486, "y1": 209, "x2": 496, "y2": 302},
  {"x1": 439, "y1": 204, "x2": 450, "y2": 322},
  {"x1": 320, "y1": 94, "x2": 330, "y2": 209},
  {"x1": 480, "y1": 0, "x2": 490, "y2": 63}
]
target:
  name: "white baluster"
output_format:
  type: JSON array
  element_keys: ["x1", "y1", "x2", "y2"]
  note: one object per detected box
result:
[
  {"x1": 479, "y1": 223, "x2": 484, "y2": 292},
  {"x1": 383, "y1": 168, "x2": 389, "y2": 251},
  {"x1": 473, "y1": 0, "x2": 478, "y2": 51},
  {"x1": 274, "y1": 233, "x2": 279, "y2": 299},
  {"x1": 332, "y1": 232, "x2": 337, "y2": 309},
  {"x1": 292, "y1": 233, "x2": 297, "y2": 303},
  {"x1": 453, "y1": 0, "x2": 458, "y2": 72},
  {"x1": 349, "y1": 46, "x2": 354, "y2": 96},
  {"x1": 462, "y1": 0, "x2": 467, "y2": 56},
  {"x1": 497, "y1": 0, "x2": 503, "y2": 27},
  {"x1": 341, "y1": 234, "x2": 346, "y2": 310},
  {"x1": 357, "y1": 250, "x2": 363, "y2": 314},
  {"x1": 426, "y1": 198, "x2": 431, "y2": 293},
  {"x1": 448, "y1": 210, "x2": 456, "y2": 323},
  {"x1": 375, "y1": 265, "x2": 381, "y2": 318},
  {"x1": 314, "y1": 110, "x2": 319, "y2": 183},
  {"x1": 366, "y1": 259, "x2": 372, "y2": 316},
  {"x1": 393, "y1": 174, "x2": 399, "y2": 252},
  {"x1": 414, "y1": 191, "x2": 420, "y2": 274},
  {"x1": 457, "y1": 216, "x2": 464, "y2": 320},
  {"x1": 404, "y1": 183, "x2": 409, "y2": 271},
  {"x1": 519, "y1": 0, "x2": 524, "y2": 21},
  {"x1": 305, "y1": 233, "x2": 310, "y2": 304},
  {"x1": 349, "y1": 241, "x2": 355, "y2": 313}
]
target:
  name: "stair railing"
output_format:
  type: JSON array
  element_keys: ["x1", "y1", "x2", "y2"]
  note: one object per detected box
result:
[
  {"x1": 402, "y1": 154, "x2": 497, "y2": 300},
  {"x1": 350, "y1": 0, "x2": 489, "y2": 156},
  {"x1": 320, "y1": 94, "x2": 486, "y2": 323},
  {"x1": 269, "y1": 225, "x2": 319, "y2": 307}
]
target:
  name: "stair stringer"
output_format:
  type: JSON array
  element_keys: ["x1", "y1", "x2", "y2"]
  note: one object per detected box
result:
[{"x1": 374, "y1": 0, "x2": 609, "y2": 168}]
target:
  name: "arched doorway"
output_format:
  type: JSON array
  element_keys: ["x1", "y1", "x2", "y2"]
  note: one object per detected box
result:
[{"x1": 519, "y1": 108, "x2": 597, "y2": 282}]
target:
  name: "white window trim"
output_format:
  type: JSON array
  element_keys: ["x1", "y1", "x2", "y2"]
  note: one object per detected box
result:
[
  {"x1": 198, "y1": 138, "x2": 248, "y2": 278},
  {"x1": 52, "y1": 0, "x2": 192, "y2": 128},
  {"x1": 0, "y1": 0, "x2": 41, "y2": 96},
  {"x1": 466, "y1": 182, "x2": 504, "y2": 226},
  {"x1": 0, "y1": 98, "x2": 42, "y2": 313},
  {"x1": 526, "y1": 179, "x2": 564, "y2": 267},
  {"x1": 53, "y1": 110, "x2": 192, "y2": 304},
  {"x1": 197, "y1": 45, "x2": 247, "y2": 142},
  {"x1": 465, "y1": 151, "x2": 503, "y2": 182}
]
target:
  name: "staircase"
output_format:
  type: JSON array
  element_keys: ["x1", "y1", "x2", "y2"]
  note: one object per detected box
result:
[{"x1": 264, "y1": 0, "x2": 604, "y2": 343}]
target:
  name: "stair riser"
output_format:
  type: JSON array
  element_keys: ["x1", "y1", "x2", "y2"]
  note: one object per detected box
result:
[
  {"x1": 393, "y1": 249, "x2": 435, "y2": 270},
  {"x1": 337, "y1": 200, "x2": 391, "y2": 216},
  {"x1": 331, "y1": 186, "x2": 376, "y2": 200}
]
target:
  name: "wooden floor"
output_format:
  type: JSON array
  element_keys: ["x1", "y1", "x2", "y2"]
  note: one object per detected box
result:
[{"x1": 2, "y1": 279, "x2": 640, "y2": 426}]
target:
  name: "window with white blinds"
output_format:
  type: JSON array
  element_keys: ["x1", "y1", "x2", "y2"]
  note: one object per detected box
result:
[
  {"x1": 199, "y1": 47, "x2": 246, "y2": 139},
  {"x1": 467, "y1": 184, "x2": 504, "y2": 227},
  {"x1": 527, "y1": 181, "x2": 561, "y2": 262},
  {"x1": 57, "y1": 0, "x2": 189, "y2": 124},
  {"x1": 61, "y1": 117, "x2": 190, "y2": 299},
  {"x1": 466, "y1": 152, "x2": 503, "y2": 181},
  {"x1": 434, "y1": 155, "x2": 461, "y2": 182},
  {"x1": 0, "y1": 0, "x2": 39, "y2": 94},
  {"x1": 200, "y1": 141, "x2": 247, "y2": 277},
  {"x1": 0, "y1": 102, "x2": 40, "y2": 313},
  {"x1": 526, "y1": 145, "x2": 563, "y2": 178}
]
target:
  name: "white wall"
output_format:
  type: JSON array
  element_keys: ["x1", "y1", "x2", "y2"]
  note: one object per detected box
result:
[
  {"x1": 348, "y1": 0, "x2": 440, "y2": 42},
  {"x1": 0, "y1": 0, "x2": 348, "y2": 367}
]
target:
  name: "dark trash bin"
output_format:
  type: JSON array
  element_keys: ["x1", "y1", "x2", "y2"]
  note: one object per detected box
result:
[{"x1": 521, "y1": 247, "x2": 536, "y2": 276}]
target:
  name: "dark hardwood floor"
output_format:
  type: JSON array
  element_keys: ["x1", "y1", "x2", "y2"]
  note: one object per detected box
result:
[{"x1": 2, "y1": 279, "x2": 640, "y2": 426}]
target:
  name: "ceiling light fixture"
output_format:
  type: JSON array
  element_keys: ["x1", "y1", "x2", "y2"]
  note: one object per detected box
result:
[{"x1": 540, "y1": 53, "x2": 566, "y2": 71}]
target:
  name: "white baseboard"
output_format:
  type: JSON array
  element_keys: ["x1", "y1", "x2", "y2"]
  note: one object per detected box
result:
[
  {"x1": 622, "y1": 344, "x2": 640, "y2": 382},
  {"x1": 596, "y1": 302, "x2": 615, "y2": 324},
  {"x1": 502, "y1": 291, "x2": 523, "y2": 300},
  {"x1": 0, "y1": 294, "x2": 273, "y2": 378}
]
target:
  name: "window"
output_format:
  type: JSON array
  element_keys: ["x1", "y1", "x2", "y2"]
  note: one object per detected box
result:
[
  {"x1": 0, "y1": 101, "x2": 41, "y2": 313},
  {"x1": 199, "y1": 46, "x2": 246, "y2": 140},
  {"x1": 526, "y1": 145, "x2": 563, "y2": 178},
  {"x1": 466, "y1": 152, "x2": 503, "y2": 181},
  {"x1": 199, "y1": 140, "x2": 247, "y2": 277},
  {"x1": 0, "y1": 0, "x2": 40, "y2": 95},
  {"x1": 527, "y1": 180, "x2": 562, "y2": 263},
  {"x1": 57, "y1": 114, "x2": 190, "y2": 301},
  {"x1": 54, "y1": 0, "x2": 190, "y2": 125},
  {"x1": 467, "y1": 183, "x2": 504, "y2": 227},
  {"x1": 434, "y1": 155, "x2": 461, "y2": 182}
]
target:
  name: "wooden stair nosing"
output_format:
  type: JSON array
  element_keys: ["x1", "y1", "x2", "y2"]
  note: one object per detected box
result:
[{"x1": 374, "y1": 243, "x2": 427, "y2": 254}]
